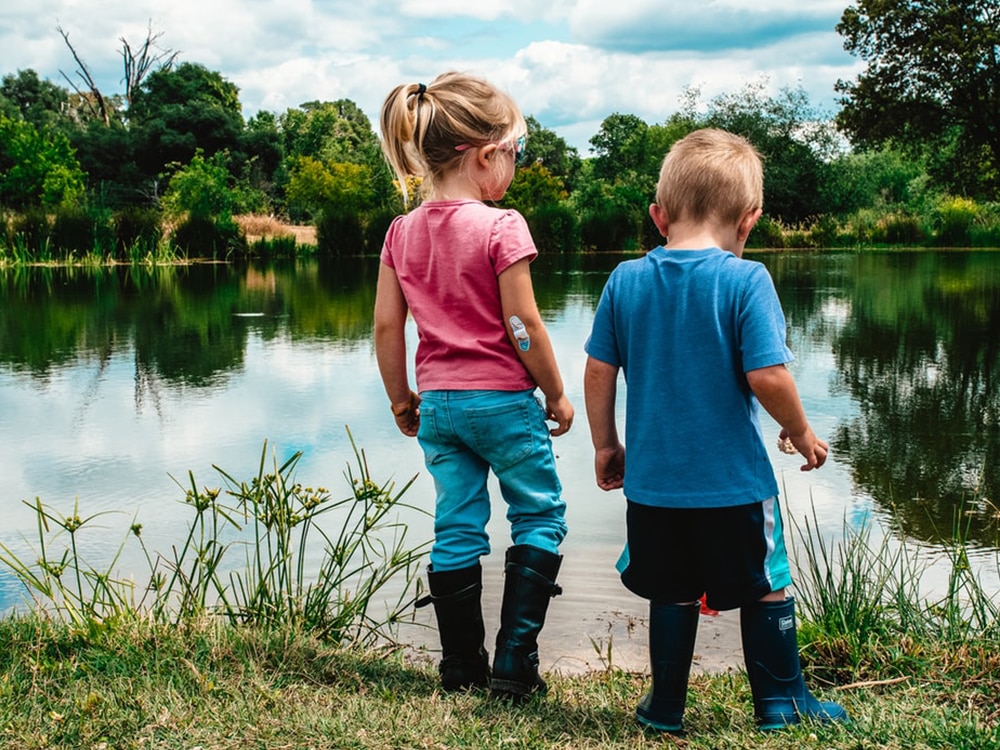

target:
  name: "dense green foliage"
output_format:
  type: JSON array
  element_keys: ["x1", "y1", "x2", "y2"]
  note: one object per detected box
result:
[
  {"x1": 1, "y1": 6, "x2": 999, "y2": 259},
  {"x1": 836, "y1": 0, "x2": 1000, "y2": 199}
]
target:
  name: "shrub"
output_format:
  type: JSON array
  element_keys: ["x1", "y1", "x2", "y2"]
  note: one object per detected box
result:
[
  {"x1": 874, "y1": 211, "x2": 926, "y2": 246},
  {"x1": 362, "y1": 208, "x2": 398, "y2": 255},
  {"x1": 746, "y1": 213, "x2": 785, "y2": 249},
  {"x1": 316, "y1": 209, "x2": 365, "y2": 256},
  {"x1": 113, "y1": 206, "x2": 164, "y2": 260},
  {"x1": 528, "y1": 203, "x2": 580, "y2": 254},
  {"x1": 580, "y1": 207, "x2": 636, "y2": 252},
  {"x1": 249, "y1": 235, "x2": 298, "y2": 257},
  {"x1": 933, "y1": 196, "x2": 979, "y2": 247},
  {"x1": 170, "y1": 216, "x2": 246, "y2": 259},
  {"x1": 9, "y1": 208, "x2": 51, "y2": 260},
  {"x1": 50, "y1": 206, "x2": 114, "y2": 258},
  {"x1": 969, "y1": 202, "x2": 1000, "y2": 248}
]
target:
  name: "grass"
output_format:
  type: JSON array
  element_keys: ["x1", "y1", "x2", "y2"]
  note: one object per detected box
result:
[
  {"x1": 0, "y1": 446, "x2": 997, "y2": 748},
  {"x1": 0, "y1": 435, "x2": 428, "y2": 643},
  {"x1": 0, "y1": 613, "x2": 997, "y2": 749}
]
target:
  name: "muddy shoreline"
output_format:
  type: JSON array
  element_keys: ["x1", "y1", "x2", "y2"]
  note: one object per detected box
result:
[{"x1": 397, "y1": 543, "x2": 745, "y2": 677}]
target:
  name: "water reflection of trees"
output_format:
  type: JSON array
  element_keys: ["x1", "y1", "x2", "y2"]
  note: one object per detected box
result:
[
  {"x1": 5, "y1": 252, "x2": 998, "y2": 551},
  {"x1": 0, "y1": 260, "x2": 383, "y2": 393},
  {"x1": 774, "y1": 252, "x2": 1000, "y2": 548}
]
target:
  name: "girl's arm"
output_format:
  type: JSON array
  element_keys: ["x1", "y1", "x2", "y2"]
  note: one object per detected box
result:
[
  {"x1": 374, "y1": 262, "x2": 420, "y2": 436},
  {"x1": 498, "y1": 258, "x2": 573, "y2": 436}
]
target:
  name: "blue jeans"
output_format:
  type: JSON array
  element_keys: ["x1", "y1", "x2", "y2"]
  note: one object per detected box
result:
[{"x1": 417, "y1": 389, "x2": 567, "y2": 571}]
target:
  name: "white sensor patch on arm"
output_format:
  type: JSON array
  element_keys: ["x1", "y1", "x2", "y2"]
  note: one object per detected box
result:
[{"x1": 509, "y1": 315, "x2": 530, "y2": 351}]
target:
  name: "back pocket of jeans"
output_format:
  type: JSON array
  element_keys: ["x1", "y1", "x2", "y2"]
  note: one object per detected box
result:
[{"x1": 466, "y1": 399, "x2": 535, "y2": 470}]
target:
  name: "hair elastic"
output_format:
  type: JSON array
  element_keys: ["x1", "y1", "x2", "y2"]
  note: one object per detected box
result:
[{"x1": 416, "y1": 83, "x2": 427, "y2": 97}]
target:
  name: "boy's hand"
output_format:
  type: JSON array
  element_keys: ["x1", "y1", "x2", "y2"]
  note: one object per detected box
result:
[
  {"x1": 545, "y1": 394, "x2": 574, "y2": 436},
  {"x1": 594, "y1": 444, "x2": 625, "y2": 490},
  {"x1": 778, "y1": 427, "x2": 828, "y2": 471}
]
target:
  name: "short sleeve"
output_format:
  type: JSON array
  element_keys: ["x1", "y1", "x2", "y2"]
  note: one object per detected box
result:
[
  {"x1": 739, "y1": 264, "x2": 794, "y2": 372},
  {"x1": 584, "y1": 271, "x2": 623, "y2": 367},
  {"x1": 380, "y1": 215, "x2": 406, "y2": 268},
  {"x1": 490, "y1": 210, "x2": 537, "y2": 275}
]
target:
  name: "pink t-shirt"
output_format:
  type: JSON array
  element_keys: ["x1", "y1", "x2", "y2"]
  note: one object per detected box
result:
[{"x1": 380, "y1": 200, "x2": 538, "y2": 391}]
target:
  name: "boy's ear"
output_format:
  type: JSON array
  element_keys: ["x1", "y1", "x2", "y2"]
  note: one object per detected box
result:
[
  {"x1": 649, "y1": 203, "x2": 670, "y2": 239},
  {"x1": 737, "y1": 208, "x2": 763, "y2": 242}
]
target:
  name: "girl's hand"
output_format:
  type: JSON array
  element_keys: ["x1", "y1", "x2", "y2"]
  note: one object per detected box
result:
[
  {"x1": 545, "y1": 393, "x2": 574, "y2": 436},
  {"x1": 391, "y1": 390, "x2": 421, "y2": 437}
]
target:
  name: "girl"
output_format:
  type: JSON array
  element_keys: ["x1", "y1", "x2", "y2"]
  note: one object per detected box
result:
[{"x1": 374, "y1": 71, "x2": 573, "y2": 699}]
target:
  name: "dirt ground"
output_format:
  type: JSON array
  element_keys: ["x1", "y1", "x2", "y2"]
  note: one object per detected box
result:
[{"x1": 397, "y1": 550, "x2": 745, "y2": 678}]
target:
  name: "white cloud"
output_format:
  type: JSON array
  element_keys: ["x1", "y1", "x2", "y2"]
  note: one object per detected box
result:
[
  {"x1": 0, "y1": 1, "x2": 863, "y2": 153},
  {"x1": 397, "y1": 0, "x2": 572, "y2": 23}
]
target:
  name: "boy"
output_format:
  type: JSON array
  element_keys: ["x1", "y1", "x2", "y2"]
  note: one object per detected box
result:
[{"x1": 583, "y1": 128, "x2": 848, "y2": 733}]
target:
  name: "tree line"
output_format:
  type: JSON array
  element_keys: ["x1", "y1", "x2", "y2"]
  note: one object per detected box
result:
[{"x1": 1, "y1": 0, "x2": 998, "y2": 259}]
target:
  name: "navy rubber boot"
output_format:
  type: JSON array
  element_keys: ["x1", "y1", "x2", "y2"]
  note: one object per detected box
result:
[
  {"x1": 635, "y1": 601, "x2": 701, "y2": 734},
  {"x1": 740, "y1": 597, "x2": 849, "y2": 731},
  {"x1": 490, "y1": 545, "x2": 562, "y2": 700},
  {"x1": 416, "y1": 564, "x2": 490, "y2": 691}
]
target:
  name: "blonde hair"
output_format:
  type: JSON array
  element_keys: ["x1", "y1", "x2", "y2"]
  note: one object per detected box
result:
[
  {"x1": 655, "y1": 128, "x2": 763, "y2": 226},
  {"x1": 379, "y1": 71, "x2": 526, "y2": 202}
]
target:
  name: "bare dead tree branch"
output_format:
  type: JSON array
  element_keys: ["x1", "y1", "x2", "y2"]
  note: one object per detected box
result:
[
  {"x1": 121, "y1": 21, "x2": 179, "y2": 107},
  {"x1": 56, "y1": 25, "x2": 111, "y2": 126}
]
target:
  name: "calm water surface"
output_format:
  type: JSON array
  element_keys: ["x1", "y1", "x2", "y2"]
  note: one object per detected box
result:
[{"x1": 1, "y1": 250, "x2": 998, "y2": 669}]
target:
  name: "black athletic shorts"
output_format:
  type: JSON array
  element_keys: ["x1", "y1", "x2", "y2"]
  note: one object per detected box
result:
[{"x1": 619, "y1": 497, "x2": 792, "y2": 611}]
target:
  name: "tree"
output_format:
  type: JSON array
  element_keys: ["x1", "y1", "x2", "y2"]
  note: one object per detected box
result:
[
  {"x1": 522, "y1": 116, "x2": 582, "y2": 191},
  {"x1": 278, "y1": 99, "x2": 393, "y2": 213},
  {"x1": 280, "y1": 99, "x2": 378, "y2": 164},
  {"x1": 502, "y1": 162, "x2": 568, "y2": 215},
  {"x1": 120, "y1": 22, "x2": 179, "y2": 108},
  {"x1": 285, "y1": 157, "x2": 374, "y2": 220},
  {"x1": 835, "y1": 0, "x2": 1000, "y2": 198},
  {"x1": 57, "y1": 25, "x2": 113, "y2": 127},
  {"x1": 128, "y1": 62, "x2": 244, "y2": 181},
  {"x1": 0, "y1": 70, "x2": 69, "y2": 131},
  {"x1": 0, "y1": 115, "x2": 86, "y2": 209},
  {"x1": 589, "y1": 113, "x2": 650, "y2": 181},
  {"x1": 161, "y1": 150, "x2": 235, "y2": 220},
  {"x1": 695, "y1": 80, "x2": 836, "y2": 224}
]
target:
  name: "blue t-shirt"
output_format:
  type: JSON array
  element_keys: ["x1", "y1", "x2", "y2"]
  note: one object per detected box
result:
[{"x1": 585, "y1": 247, "x2": 793, "y2": 508}]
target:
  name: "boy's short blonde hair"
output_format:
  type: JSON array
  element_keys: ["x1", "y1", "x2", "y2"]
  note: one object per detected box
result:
[{"x1": 655, "y1": 128, "x2": 763, "y2": 226}]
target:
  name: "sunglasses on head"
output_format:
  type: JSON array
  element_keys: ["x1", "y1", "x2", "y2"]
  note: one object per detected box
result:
[{"x1": 455, "y1": 133, "x2": 527, "y2": 166}]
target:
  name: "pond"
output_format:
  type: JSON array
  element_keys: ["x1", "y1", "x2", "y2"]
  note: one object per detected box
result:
[{"x1": 1, "y1": 249, "x2": 998, "y2": 672}]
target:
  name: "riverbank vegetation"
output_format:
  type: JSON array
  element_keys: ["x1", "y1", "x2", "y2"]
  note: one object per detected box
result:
[
  {"x1": 0, "y1": 443, "x2": 997, "y2": 748},
  {"x1": 2, "y1": 2, "x2": 1000, "y2": 262}
]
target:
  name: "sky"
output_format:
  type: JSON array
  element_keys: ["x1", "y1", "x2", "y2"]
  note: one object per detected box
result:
[{"x1": 0, "y1": 1, "x2": 865, "y2": 154}]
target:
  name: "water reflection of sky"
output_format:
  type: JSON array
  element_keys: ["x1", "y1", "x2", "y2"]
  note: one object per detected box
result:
[{"x1": 1, "y1": 258, "x2": 997, "y2": 625}]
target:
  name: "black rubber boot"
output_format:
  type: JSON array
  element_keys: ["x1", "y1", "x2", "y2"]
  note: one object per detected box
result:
[
  {"x1": 415, "y1": 564, "x2": 490, "y2": 691},
  {"x1": 740, "y1": 597, "x2": 849, "y2": 731},
  {"x1": 635, "y1": 601, "x2": 701, "y2": 734},
  {"x1": 490, "y1": 545, "x2": 562, "y2": 699}
]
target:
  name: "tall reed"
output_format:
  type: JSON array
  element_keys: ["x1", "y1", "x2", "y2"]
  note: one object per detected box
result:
[
  {"x1": 791, "y1": 501, "x2": 1000, "y2": 682},
  {"x1": 0, "y1": 433, "x2": 429, "y2": 647}
]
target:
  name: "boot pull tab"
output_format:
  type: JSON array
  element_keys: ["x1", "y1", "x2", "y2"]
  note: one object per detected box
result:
[
  {"x1": 506, "y1": 561, "x2": 562, "y2": 597},
  {"x1": 416, "y1": 581, "x2": 482, "y2": 608}
]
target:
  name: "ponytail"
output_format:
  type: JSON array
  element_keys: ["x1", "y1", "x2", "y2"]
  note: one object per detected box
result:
[{"x1": 379, "y1": 72, "x2": 525, "y2": 203}]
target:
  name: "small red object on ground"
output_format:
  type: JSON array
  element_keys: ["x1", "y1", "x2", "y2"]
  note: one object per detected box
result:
[{"x1": 700, "y1": 593, "x2": 719, "y2": 616}]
